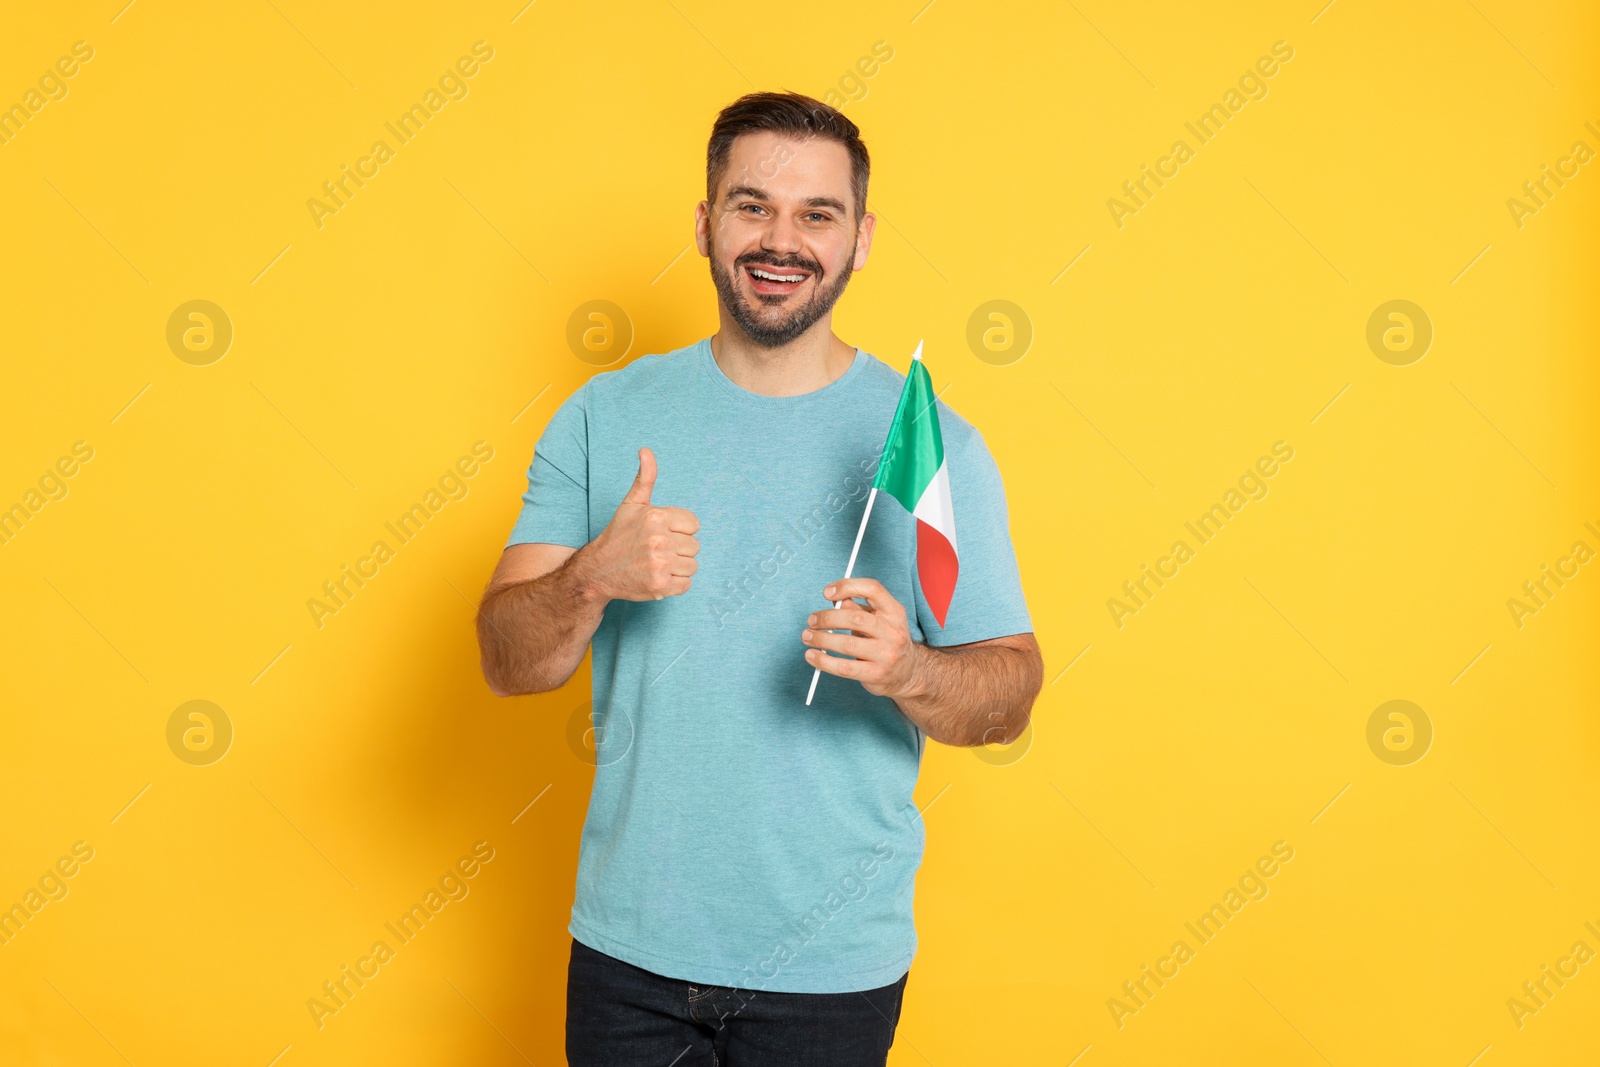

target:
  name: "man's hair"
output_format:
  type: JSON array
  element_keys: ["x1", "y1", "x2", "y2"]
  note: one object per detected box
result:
[{"x1": 706, "y1": 91, "x2": 870, "y2": 224}]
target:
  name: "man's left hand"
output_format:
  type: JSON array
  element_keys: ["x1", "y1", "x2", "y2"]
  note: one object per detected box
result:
[{"x1": 802, "y1": 578, "x2": 925, "y2": 699}]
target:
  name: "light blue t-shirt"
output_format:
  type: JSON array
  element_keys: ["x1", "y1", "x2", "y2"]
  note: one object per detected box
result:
[{"x1": 505, "y1": 336, "x2": 1032, "y2": 993}]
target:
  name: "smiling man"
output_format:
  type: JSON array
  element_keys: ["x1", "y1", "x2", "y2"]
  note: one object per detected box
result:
[{"x1": 477, "y1": 92, "x2": 1042, "y2": 1066}]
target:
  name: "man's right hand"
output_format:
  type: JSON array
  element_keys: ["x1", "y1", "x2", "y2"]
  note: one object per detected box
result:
[{"x1": 578, "y1": 447, "x2": 700, "y2": 602}]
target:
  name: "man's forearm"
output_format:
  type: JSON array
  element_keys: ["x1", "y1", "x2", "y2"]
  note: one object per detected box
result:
[
  {"x1": 892, "y1": 638, "x2": 1042, "y2": 747},
  {"x1": 478, "y1": 548, "x2": 609, "y2": 697}
]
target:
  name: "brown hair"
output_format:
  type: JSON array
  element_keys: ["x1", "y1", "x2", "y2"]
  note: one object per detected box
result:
[{"x1": 705, "y1": 91, "x2": 870, "y2": 224}]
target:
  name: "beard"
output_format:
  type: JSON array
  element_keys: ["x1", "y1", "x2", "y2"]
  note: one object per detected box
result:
[{"x1": 709, "y1": 246, "x2": 855, "y2": 349}]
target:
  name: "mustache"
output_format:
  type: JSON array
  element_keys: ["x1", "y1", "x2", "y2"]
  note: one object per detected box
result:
[{"x1": 736, "y1": 253, "x2": 821, "y2": 274}]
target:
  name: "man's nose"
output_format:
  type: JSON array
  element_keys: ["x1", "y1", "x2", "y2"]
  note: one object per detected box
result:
[{"x1": 761, "y1": 211, "x2": 804, "y2": 256}]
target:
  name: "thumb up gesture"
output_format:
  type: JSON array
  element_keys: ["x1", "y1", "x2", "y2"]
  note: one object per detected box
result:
[{"x1": 584, "y1": 448, "x2": 701, "y2": 602}]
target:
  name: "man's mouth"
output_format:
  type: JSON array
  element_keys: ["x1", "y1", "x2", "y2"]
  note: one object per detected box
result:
[{"x1": 744, "y1": 263, "x2": 812, "y2": 296}]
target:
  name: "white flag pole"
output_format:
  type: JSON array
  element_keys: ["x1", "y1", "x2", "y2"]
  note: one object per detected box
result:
[
  {"x1": 804, "y1": 339, "x2": 925, "y2": 706},
  {"x1": 804, "y1": 486, "x2": 878, "y2": 706}
]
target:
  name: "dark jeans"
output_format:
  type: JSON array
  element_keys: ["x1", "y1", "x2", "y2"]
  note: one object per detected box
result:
[{"x1": 566, "y1": 937, "x2": 909, "y2": 1067}]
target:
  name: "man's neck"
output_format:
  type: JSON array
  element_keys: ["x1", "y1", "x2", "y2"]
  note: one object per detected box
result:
[{"x1": 710, "y1": 318, "x2": 858, "y2": 398}]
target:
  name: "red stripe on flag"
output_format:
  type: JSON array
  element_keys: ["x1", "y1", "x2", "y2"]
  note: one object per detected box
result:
[{"x1": 915, "y1": 518, "x2": 959, "y2": 629}]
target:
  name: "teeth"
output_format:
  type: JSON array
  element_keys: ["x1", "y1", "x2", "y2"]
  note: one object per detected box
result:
[{"x1": 750, "y1": 267, "x2": 806, "y2": 283}]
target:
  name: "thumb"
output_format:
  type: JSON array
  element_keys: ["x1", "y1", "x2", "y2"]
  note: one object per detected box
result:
[{"x1": 624, "y1": 446, "x2": 656, "y2": 505}]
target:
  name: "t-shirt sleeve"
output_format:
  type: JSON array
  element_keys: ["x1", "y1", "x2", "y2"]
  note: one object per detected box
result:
[
  {"x1": 504, "y1": 382, "x2": 592, "y2": 550},
  {"x1": 915, "y1": 427, "x2": 1034, "y2": 647}
]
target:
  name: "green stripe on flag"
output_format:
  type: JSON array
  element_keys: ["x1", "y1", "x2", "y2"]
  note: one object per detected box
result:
[{"x1": 873, "y1": 358, "x2": 944, "y2": 514}]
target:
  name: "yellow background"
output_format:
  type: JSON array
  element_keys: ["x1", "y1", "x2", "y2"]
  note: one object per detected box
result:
[{"x1": 2, "y1": 0, "x2": 1597, "y2": 1063}]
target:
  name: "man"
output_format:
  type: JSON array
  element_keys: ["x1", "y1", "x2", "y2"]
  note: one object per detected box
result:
[{"x1": 477, "y1": 91, "x2": 1042, "y2": 1066}]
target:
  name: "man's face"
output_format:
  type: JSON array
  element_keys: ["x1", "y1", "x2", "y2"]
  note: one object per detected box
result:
[{"x1": 697, "y1": 131, "x2": 873, "y2": 349}]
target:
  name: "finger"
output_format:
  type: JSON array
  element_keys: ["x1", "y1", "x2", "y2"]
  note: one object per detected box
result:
[
  {"x1": 624, "y1": 447, "x2": 657, "y2": 506},
  {"x1": 807, "y1": 607, "x2": 881, "y2": 638},
  {"x1": 806, "y1": 647, "x2": 863, "y2": 679},
  {"x1": 822, "y1": 578, "x2": 897, "y2": 614},
  {"x1": 659, "y1": 576, "x2": 692, "y2": 598},
  {"x1": 669, "y1": 554, "x2": 698, "y2": 578},
  {"x1": 803, "y1": 628, "x2": 876, "y2": 660},
  {"x1": 661, "y1": 506, "x2": 700, "y2": 535},
  {"x1": 668, "y1": 532, "x2": 700, "y2": 557}
]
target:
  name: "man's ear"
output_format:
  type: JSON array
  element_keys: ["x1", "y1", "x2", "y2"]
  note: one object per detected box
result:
[
  {"x1": 852, "y1": 211, "x2": 876, "y2": 270},
  {"x1": 694, "y1": 200, "x2": 712, "y2": 257}
]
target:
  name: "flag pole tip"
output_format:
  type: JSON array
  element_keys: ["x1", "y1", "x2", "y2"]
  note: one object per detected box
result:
[{"x1": 910, "y1": 339, "x2": 924, "y2": 362}]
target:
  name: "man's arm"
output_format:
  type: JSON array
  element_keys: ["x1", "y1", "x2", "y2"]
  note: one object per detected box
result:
[
  {"x1": 477, "y1": 542, "x2": 601, "y2": 697},
  {"x1": 477, "y1": 446, "x2": 700, "y2": 697},
  {"x1": 802, "y1": 577, "x2": 1043, "y2": 747}
]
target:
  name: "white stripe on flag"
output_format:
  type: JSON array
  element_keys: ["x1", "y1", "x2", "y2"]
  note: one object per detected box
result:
[{"x1": 911, "y1": 459, "x2": 957, "y2": 554}]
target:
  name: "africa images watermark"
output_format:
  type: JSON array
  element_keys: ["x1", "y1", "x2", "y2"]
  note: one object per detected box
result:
[
  {"x1": 1505, "y1": 520, "x2": 1598, "y2": 631},
  {"x1": 167, "y1": 700, "x2": 234, "y2": 766},
  {"x1": 738, "y1": 841, "x2": 898, "y2": 992},
  {"x1": 306, "y1": 442, "x2": 495, "y2": 629},
  {"x1": 653, "y1": 840, "x2": 897, "y2": 1037},
  {"x1": 1107, "y1": 441, "x2": 1296, "y2": 629},
  {"x1": 1107, "y1": 40, "x2": 1296, "y2": 229},
  {"x1": 306, "y1": 841, "x2": 496, "y2": 1029},
  {"x1": 821, "y1": 40, "x2": 895, "y2": 110},
  {"x1": 1, "y1": 440, "x2": 95, "y2": 548},
  {"x1": 1505, "y1": 121, "x2": 1599, "y2": 231},
  {"x1": 306, "y1": 41, "x2": 495, "y2": 230},
  {"x1": 1108, "y1": 840, "x2": 1296, "y2": 1029},
  {"x1": 706, "y1": 445, "x2": 883, "y2": 632},
  {"x1": 0, "y1": 841, "x2": 96, "y2": 948},
  {"x1": 1504, "y1": 919, "x2": 1600, "y2": 1032},
  {"x1": 0, "y1": 40, "x2": 95, "y2": 148}
]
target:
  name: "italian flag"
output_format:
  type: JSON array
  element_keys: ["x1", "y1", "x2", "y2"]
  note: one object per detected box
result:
[
  {"x1": 804, "y1": 340, "x2": 959, "y2": 704},
  {"x1": 875, "y1": 341, "x2": 959, "y2": 627}
]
